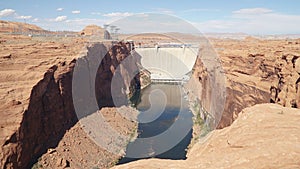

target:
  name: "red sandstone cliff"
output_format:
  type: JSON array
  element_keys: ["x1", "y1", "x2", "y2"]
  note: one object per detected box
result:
[
  {"x1": 189, "y1": 38, "x2": 300, "y2": 129},
  {"x1": 0, "y1": 38, "x2": 140, "y2": 168}
]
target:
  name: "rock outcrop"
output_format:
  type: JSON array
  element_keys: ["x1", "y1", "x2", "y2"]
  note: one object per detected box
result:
[
  {"x1": 79, "y1": 25, "x2": 111, "y2": 39},
  {"x1": 0, "y1": 34, "x2": 85, "y2": 168},
  {"x1": 95, "y1": 42, "x2": 141, "y2": 108},
  {"x1": 0, "y1": 34, "x2": 141, "y2": 168},
  {"x1": 190, "y1": 38, "x2": 300, "y2": 129},
  {"x1": 34, "y1": 107, "x2": 138, "y2": 169},
  {"x1": 113, "y1": 104, "x2": 300, "y2": 169},
  {"x1": 3, "y1": 62, "x2": 77, "y2": 168}
]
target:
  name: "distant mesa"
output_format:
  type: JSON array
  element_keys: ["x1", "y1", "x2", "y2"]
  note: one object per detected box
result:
[
  {"x1": 0, "y1": 20, "x2": 111, "y2": 38},
  {"x1": 0, "y1": 20, "x2": 46, "y2": 33},
  {"x1": 79, "y1": 25, "x2": 111, "y2": 39}
]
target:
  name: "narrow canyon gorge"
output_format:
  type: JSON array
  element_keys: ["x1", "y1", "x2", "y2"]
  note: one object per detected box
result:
[{"x1": 0, "y1": 26, "x2": 300, "y2": 169}]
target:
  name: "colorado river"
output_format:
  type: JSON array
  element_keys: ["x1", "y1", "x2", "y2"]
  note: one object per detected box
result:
[{"x1": 118, "y1": 83, "x2": 193, "y2": 164}]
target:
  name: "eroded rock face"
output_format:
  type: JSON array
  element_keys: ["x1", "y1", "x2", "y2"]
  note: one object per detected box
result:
[
  {"x1": 0, "y1": 34, "x2": 86, "y2": 169},
  {"x1": 1, "y1": 41, "x2": 140, "y2": 168},
  {"x1": 95, "y1": 42, "x2": 141, "y2": 108},
  {"x1": 1, "y1": 61, "x2": 77, "y2": 168},
  {"x1": 190, "y1": 38, "x2": 300, "y2": 129},
  {"x1": 79, "y1": 25, "x2": 111, "y2": 39},
  {"x1": 270, "y1": 54, "x2": 300, "y2": 108}
]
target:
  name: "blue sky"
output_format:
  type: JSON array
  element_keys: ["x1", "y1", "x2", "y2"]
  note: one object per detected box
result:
[{"x1": 0, "y1": 0, "x2": 300, "y2": 34}]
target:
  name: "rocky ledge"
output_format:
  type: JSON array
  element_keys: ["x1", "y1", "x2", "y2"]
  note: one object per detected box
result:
[{"x1": 113, "y1": 103, "x2": 300, "y2": 169}]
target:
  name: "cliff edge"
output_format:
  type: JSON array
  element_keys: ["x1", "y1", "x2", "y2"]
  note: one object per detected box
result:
[{"x1": 113, "y1": 103, "x2": 300, "y2": 169}]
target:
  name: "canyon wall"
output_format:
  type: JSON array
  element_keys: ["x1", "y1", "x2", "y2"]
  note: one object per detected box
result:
[
  {"x1": 1, "y1": 60, "x2": 77, "y2": 168},
  {"x1": 1, "y1": 41, "x2": 141, "y2": 168},
  {"x1": 95, "y1": 42, "x2": 141, "y2": 108},
  {"x1": 189, "y1": 38, "x2": 300, "y2": 129}
]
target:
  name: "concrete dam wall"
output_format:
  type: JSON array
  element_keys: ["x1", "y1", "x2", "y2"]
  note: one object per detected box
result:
[{"x1": 134, "y1": 47, "x2": 198, "y2": 80}]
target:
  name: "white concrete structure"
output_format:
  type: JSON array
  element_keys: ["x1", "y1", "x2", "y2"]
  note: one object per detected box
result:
[{"x1": 134, "y1": 47, "x2": 198, "y2": 81}]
